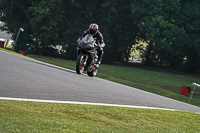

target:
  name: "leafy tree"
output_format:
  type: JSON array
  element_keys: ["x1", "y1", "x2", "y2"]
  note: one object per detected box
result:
[
  {"x1": 1, "y1": 0, "x2": 200, "y2": 72},
  {"x1": 0, "y1": 0, "x2": 33, "y2": 52},
  {"x1": 96, "y1": 0, "x2": 139, "y2": 62},
  {"x1": 130, "y1": 0, "x2": 182, "y2": 65},
  {"x1": 130, "y1": 0, "x2": 200, "y2": 72},
  {"x1": 176, "y1": 0, "x2": 200, "y2": 72},
  {"x1": 28, "y1": 0, "x2": 78, "y2": 56}
]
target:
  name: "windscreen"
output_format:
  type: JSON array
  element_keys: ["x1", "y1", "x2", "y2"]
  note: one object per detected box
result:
[{"x1": 83, "y1": 34, "x2": 94, "y2": 43}]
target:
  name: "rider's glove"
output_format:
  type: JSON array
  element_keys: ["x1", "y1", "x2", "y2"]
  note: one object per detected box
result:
[{"x1": 76, "y1": 38, "x2": 81, "y2": 45}]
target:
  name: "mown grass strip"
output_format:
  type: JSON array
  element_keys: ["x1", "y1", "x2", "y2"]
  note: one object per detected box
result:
[{"x1": 0, "y1": 100, "x2": 200, "y2": 133}]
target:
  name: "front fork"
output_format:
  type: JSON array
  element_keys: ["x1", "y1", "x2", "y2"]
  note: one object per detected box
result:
[
  {"x1": 77, "y1": 48, "x2": 88, "y2": 66},
  {"x1": 83, "y1": 55, "x2": 88, "y2": 66}
]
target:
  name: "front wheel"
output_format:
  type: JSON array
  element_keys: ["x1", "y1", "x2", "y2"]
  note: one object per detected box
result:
[
  {"x1": 87, "y1": 65, "x2": 98, "y2": 77},
  {"x1": 76, "y1": 54, "x2": 85, "y2": 74}
]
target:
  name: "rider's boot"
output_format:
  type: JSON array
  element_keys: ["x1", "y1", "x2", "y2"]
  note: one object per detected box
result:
[{"x1": 96, "y1": 61, "x2": 101, "y2": 69}]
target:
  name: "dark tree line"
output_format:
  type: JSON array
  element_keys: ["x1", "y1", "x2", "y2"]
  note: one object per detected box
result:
[{"x1": 0, "y1": 0, "x2": 200, "y2": 72}]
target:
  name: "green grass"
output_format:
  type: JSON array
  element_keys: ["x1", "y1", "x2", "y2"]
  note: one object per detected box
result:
[
  {"x1": 0, "y1": 100, "x2": 200, "y2": 133},
  {"x1": 0, "y1": 47, "x2": 23, "y2": 56}
]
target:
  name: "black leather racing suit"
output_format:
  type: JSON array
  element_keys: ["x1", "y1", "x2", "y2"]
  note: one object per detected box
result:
[{"x1": 82, "y1": 30, "x2": 105, "y2": 64}]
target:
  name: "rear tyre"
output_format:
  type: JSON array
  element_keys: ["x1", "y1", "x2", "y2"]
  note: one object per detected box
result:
[
  {"x1": 76, "y1": 54, "x2": 85, "y2": 74},
  {"x1": 87, "y1": 65, "x2": 98, "y2": 77}
]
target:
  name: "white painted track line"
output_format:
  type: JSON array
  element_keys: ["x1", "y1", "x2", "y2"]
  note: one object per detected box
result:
[{"x1": 0, "y1": 97, "x2": 178, "y2": 111}]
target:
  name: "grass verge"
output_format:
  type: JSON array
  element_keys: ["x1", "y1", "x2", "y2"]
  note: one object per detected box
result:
[{"x1": 0, "y1": 100, "x2": 200, "y2": 133}]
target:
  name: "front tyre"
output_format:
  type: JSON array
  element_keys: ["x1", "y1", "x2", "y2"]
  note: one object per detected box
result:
[{"x1": 76, "y1": 54, "x2": 85, "y2": 74}]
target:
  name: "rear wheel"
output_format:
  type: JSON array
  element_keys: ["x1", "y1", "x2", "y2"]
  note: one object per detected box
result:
[
  {"x1": 87, "y1": 65, "x2": 98, "y2": 77},
  {"x1": 76, "y1": 54, "x2": 85, "y2": 74}
]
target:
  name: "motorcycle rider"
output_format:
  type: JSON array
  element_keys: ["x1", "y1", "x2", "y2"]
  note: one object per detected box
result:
[{"x1": 79, "y1": 23, "x2": 105, "y2": 68}]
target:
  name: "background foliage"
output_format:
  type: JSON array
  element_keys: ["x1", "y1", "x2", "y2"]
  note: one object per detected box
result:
[{"x1": 0, "y1": 0, "x2": 200, "y2": 72}]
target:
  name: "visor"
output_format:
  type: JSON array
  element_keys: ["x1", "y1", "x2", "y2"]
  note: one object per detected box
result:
[{"x1": 89, "y1": 29, "x2": 96, "y2": 35}]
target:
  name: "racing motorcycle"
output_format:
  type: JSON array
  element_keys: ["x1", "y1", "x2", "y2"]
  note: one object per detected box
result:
[{"x1": 76, "y1": 34, "x2": 99, "y2": 77}]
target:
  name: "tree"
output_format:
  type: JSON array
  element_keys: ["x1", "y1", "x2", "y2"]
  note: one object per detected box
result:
[
  {"x1": 176, "y1": 0, "x2": 200, "y2": 72},
  {"x1": 1, "y1": 0, "x2": 200, "y2": 72},
  {"x1": 0, "y1": 0, "x2": 33, "y2": 52},
  {"x1": 130, "y1": 0, "x2": 200, "y2": 72},
  {"x1": 97, "y1": 0, "x2": 138, "y2": 62}
]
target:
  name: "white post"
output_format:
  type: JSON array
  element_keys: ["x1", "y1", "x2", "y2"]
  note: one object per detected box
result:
[
  {"x1": 12, "y1": 28, "x2": 24, "y2": 51},
  {"x1": 189, "y1": 83, "x2": 200, "y2": 103}
]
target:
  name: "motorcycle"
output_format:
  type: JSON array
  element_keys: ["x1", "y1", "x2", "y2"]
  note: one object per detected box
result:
[{"x1": 76, "y1": 34, "x2": 99, "y2": 77}]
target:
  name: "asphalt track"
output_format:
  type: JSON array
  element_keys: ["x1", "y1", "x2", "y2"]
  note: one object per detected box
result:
[{"x1": 0, "y1": 50, "x2": 200, "y2": 113}]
